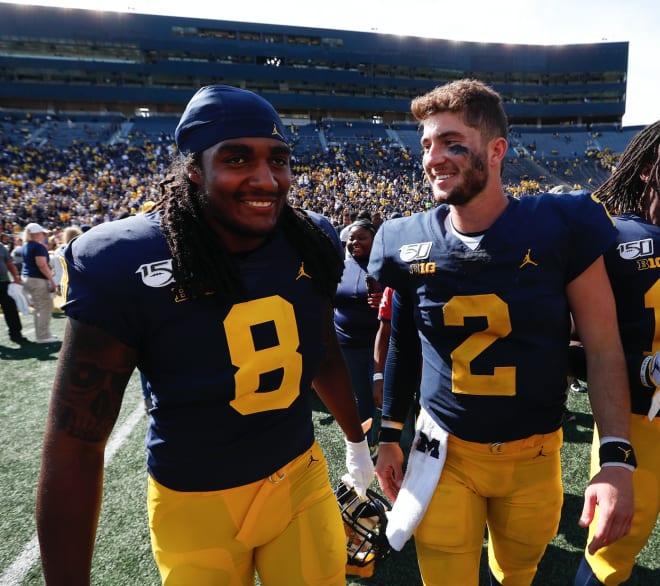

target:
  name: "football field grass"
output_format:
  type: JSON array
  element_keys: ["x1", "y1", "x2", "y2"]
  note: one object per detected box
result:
[{"x1": 0, "y1": 313, "x2": 658, "y2": 585}]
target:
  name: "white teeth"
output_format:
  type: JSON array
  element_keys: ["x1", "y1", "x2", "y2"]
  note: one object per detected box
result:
[{"x1": 246, "y1": 201, "x2": 272, "y2": 207}]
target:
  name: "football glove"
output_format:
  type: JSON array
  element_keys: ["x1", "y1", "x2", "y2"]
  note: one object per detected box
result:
[{"x1": 344, "y1": 438, "x2": 375, "y2": 500}]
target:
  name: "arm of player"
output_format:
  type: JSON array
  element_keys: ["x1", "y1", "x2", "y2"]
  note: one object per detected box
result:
[
  {"x1": 372, "y1": 318, "x2": 391, "y2": 409},
  {"x1": 571, "y1": 324, "x2": 660, "y2": 421},
  {"x1": 567, "y1": 256, "x2": 634, "y2": 555},
  {"x1": 36, "y1": 318, "x2": 137, "y2": 585},
  {"x1": 313, "y1": 300, "x2": 374, "y2": 497},
  {"x1": 376, "y1": 290, "x2": 420, "y2": 502}
]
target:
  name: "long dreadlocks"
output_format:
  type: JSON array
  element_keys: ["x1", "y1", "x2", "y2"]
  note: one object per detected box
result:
[
  {"x1": 594, "y1": 120, "x2": 660, "y2": 216},
  {"x1": 153, "y1": 151, "x2": 343, "y2": 304}
]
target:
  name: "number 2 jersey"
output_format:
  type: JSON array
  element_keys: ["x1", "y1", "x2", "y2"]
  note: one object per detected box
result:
[
  {"x1": 61, "y1": 210, "x2": 333, "y2": 491},
  {"x1": 368, "y1": 192, "x2": 617, "y2": 442},
  {"x1": 605, "y1": 213, "x2": 660, "y2": 416}
]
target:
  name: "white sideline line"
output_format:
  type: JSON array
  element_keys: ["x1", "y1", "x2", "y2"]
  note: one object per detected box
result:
[{"x1": 0, "y1": 402, "x2": 145, "y2": 586}]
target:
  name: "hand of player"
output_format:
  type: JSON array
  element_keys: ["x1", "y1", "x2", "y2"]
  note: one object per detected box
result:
[
  {"x1": 578, "y1": 466, "x2": 634, "y2": 554},
  {"x1": 375, "y1": 442, "x2": 404, "y2": 502},
  {"x1": 344, "y1": 437, "x2": 375, "y2": 500}
]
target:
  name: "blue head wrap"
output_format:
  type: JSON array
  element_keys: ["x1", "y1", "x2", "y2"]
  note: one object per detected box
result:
[{"x1": 175, "y1": 84, "x2": 288, "y2": 153}]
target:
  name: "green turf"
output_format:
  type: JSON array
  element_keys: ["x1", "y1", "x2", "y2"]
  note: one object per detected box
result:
[{"x1": 0, "y1": 315, "x2": 658, "y2": 585}]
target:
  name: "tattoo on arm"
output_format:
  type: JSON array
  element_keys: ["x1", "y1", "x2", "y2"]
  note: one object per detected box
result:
[{"x1": 51, "y1": 323, "x2": 136, "y2": 442}]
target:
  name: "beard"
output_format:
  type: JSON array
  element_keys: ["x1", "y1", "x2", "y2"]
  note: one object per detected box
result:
[{"x1": 431, "y1": 150, "x2": 489, "y2": 206}]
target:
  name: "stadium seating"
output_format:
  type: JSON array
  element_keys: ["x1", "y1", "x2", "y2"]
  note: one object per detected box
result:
[{"x1": 0, "y1": 108, "x2": 644, "y2": 241}]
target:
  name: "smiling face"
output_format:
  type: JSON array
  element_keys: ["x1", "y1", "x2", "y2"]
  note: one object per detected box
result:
[
  {"x1": 346, "y1": 225, "x2": 374, "y2": 260},
  {"x1": 420, "y1": 111, "x2": 493, "y2": 206},
  {"x1": 189, "y1": 137, "x2": 292, "y2": 252}
]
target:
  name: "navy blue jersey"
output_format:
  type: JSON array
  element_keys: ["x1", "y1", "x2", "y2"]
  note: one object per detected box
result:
[
  {"x1": 368, "y1": 193, "x2": 616, "y2": 442},
  {"x1": 334, "y1": 256, "x2": 379, "y2": 348},
  {"x1": 62, "y1": 211, "x2": 330, "y2": 491},
  {"x1": 605, "y1": 214, "x2": 660, "y2": 416}
]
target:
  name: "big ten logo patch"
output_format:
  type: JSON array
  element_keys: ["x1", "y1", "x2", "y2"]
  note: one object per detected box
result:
[{"x1": 409, "y1": 261, "x2": 437, "y2": 275}]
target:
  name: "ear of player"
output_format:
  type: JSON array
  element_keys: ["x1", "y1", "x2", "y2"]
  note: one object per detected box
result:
[{"x1": 335, "y1": 480, "x2": 392, "y2": 578}]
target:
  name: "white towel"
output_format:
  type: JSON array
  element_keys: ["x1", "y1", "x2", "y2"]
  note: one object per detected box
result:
[
  {"x1": 385, "y1": 408, "x2": 448, "y2": 551},
  {"x1": 649, "y1": 388, "x2": 660, "y2": 421},
  {"x1": 8, "y1": 283, "x2": 30, "y2": 316}
]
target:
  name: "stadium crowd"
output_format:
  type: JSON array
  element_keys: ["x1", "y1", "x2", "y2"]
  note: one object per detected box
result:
[
  {"x1": 0, "y1": 114, "x2": 623, "y2": 253},
  {"x1": 0, "y1": 128, "x2": 428, "y2": 242}
]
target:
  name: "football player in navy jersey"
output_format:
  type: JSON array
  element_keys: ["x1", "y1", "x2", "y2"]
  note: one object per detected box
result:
[
  {"x1": 574, "y1": 121, "x2": 660, "y2": 586},
  {"x1": 367, "y1": 79, "x2": 635, "y2": 585},
  {"x1": 36, "y1": 85, "x2": 374, "y2": 585}
]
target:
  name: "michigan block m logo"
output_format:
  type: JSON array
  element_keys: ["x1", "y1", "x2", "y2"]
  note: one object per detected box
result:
[{"x1": 416, "y1": 431, "x2": 441, "y2": 459}]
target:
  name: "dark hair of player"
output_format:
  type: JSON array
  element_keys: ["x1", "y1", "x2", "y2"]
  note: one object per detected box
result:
[
  {"x1": 594, "y1": 120, "x2": 660, "y2": 215},
  {"x1": 154, "y1": 151, "x2": 343, "y2": 303}
]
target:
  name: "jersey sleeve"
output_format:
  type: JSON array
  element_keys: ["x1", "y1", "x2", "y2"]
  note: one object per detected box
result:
[
  {"x1": 61, "y1": 216, "x2": 163, "y2": 348},
  {"x1": 382, "y1": 289, "x2": 421, "y2": 422},
  {"x1": 563, "y1": 192, "x2": 617, "y2": 283}
]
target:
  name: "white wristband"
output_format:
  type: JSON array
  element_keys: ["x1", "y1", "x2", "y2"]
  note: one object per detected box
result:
[
  {"x1": 640, "y1": 355, "x2": 654, "y2": 387},
  {"x1": 372, "y1": 372, "x2": 384, "y2": 382}
]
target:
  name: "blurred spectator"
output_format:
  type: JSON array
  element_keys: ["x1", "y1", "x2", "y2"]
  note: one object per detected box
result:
[
  {"x1": 339, "y1": 210, "x2": 358, "y2": 247},
  {"x1": 0, "y1": 238, "x2": 28, "y2": 344},
  {"x1": 334, "y1": 219, "x2": 382, "y2": 446},
  {"x1": 10, "y1": 236, "x2": 23, "y2": 273},
  {"x1": 52, "y1": 225, "x2": 83, "y2": 298},
  {"x1": 21, "y1": 222, "x2": 58, "y2": 343}
]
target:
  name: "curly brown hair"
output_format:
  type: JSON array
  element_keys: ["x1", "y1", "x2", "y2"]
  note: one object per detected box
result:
[{"x1": 411, "y1": 78, "x2": 509, "y2": 142}]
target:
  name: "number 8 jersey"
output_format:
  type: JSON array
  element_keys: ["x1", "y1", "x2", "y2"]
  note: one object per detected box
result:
[
  {"x1": 368, "y1": 192, "x2": 617, "y2": 442},
  {"x1": 61, "y1": 211, "x2": 331, "y2": 491}
]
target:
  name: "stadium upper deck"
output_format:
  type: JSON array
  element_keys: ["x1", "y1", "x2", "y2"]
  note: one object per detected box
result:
[{"x1": 0, "y1": 2, "x2": 628, "y2": 126}]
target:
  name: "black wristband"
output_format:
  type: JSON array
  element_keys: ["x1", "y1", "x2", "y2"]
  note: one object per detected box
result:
[
  {"x1": 378, "y1": 427, "x2": 403, "y2": 444},
  {"x1": 599, "y1": 441, "x2": 637, "y2": 469}
]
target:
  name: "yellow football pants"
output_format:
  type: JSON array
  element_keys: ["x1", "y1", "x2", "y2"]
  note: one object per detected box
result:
[
  {"x1": 415, "y1": 429, "x2": 563, "y2": 586},
  {"x1": 147, "y1": 441, "x2": 346, "y2": 586}
]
